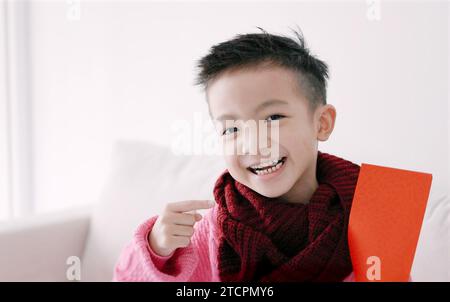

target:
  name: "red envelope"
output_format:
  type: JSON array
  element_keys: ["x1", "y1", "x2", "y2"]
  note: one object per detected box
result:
[{"x1": 348, "y1": 164, "x2": 432, "y2": 282}]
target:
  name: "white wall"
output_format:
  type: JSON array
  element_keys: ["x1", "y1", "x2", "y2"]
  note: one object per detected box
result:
[
  {"x1": 0, "y1": 1, "x2": 9, "y2": 220},
  {"x1": 22, "y1": 0, "x2": 449, "y2": 213}
]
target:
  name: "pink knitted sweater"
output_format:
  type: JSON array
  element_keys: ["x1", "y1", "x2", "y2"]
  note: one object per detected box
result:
[{"x1": 113, "y1": 205, "x2": 355, "y2": 282}]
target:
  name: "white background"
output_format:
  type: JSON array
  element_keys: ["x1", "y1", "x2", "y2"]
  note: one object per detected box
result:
[{"x1": 0, "y1": 0, "x2": 448, "y2": 217}]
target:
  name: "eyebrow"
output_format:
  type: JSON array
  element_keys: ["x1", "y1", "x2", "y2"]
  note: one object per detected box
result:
[{"x1": 215, "y1": 99, "x2": 289, "y2": 121}]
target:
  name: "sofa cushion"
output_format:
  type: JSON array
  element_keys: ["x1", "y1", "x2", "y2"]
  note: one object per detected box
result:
[{"x1": 411, "y1": 185, "x2": 449, "y2": 281}]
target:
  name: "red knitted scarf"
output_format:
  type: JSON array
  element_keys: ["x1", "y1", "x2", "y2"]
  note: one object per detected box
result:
[{"x1": 213, "y1": 151, "x2": 360, "y2": 282}]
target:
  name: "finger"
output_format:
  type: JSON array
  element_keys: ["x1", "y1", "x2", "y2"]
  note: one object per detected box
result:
[
  {"x1": 167, "y1": 200, "x2": 215, "y2": 213},
  {"x1": 172, "y1": 235, "x2": 191, "y2": 248},
  {"x1": 185, "y1": 209, "x2": 197, "y2": 215},
  {"x1": 172, "y1": 225, "x2": 194, "y2": 237},
  {"x1": 194, "y1": 213, "x2": 202, "y2": 221},
  {"x1": 183, "y1": 212, "x2": 204, "y2": 222},
  {"x1": 168, "y1": 212, "x2": 201, "y2": 226}
]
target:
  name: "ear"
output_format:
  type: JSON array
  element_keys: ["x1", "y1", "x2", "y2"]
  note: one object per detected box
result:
[{"x1": 316, "y1": 104, "x2": 337, "y2": 141}]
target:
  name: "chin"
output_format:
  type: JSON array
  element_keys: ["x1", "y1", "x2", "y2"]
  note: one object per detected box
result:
[{"x1": 252, "y1": 186, "x2": 288, "y2": 199}]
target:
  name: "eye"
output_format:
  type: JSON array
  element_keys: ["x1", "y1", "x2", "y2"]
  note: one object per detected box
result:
[
  {"x1": 265, "y1": 114, "x2": 285, "y2": 122},
  {"x1": 222, "y1": 127, "x2": 238, "y2": 136}
]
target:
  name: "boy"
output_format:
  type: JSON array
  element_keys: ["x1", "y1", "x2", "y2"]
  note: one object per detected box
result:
[{"x1": 113, "y1": 29, "x2": 360, "y2": 281}]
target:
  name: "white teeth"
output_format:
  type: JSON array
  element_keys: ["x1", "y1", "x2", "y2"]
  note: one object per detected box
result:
[
  {"x1": 254, "y1": 160, "x2": 284, "y2": 175},
  {"x1": 250, "y1": 157, "x2": 283, "y2": 170}
]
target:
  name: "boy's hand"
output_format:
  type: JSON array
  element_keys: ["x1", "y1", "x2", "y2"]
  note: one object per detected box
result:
[{"x1": 149, "y1": 200, "x2": 215, "y2": 257}]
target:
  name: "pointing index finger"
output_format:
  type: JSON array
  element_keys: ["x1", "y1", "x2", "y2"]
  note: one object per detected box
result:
[{"x1": 168, "y1": 200, "x2": 215, "y2": 213}]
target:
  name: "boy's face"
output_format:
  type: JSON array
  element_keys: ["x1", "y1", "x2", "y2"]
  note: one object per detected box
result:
[{"x1": 207, "y1": 65, "x2": 335, "y2": 200}]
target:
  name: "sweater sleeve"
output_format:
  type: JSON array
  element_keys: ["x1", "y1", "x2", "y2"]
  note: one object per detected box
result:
[{"x1": 113, "y1": 207, "x2": 217, "y2": 282}]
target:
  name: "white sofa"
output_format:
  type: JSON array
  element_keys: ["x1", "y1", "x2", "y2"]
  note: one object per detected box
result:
[{"x1": 0, "y1": 140, "x2": 448, "y2": 281}]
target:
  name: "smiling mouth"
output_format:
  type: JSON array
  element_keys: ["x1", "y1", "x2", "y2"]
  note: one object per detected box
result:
[{"x1": 247, "y1": 157, "x2": 287, "y2": 175}]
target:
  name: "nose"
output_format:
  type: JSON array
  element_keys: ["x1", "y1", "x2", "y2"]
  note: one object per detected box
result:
[
  {"x1": 239, "y1": 134, "x2": 252, "y2": 156},
  {"x1": 237, "y1": 125, "x2": 276, "y2": 158},
  {"x1": 241, "y1": 121, "x2": 257, "y2": 155},
  {"x1": 238, "y1": 128, "x2": 271, "y2": 157}
]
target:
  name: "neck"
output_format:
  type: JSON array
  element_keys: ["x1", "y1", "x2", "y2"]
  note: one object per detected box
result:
[{"x1": 280, "y1": 164, "x2": 319, "y2": 205}]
